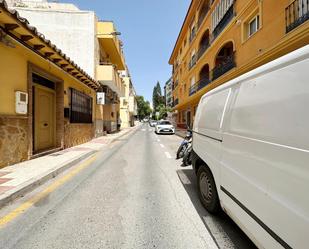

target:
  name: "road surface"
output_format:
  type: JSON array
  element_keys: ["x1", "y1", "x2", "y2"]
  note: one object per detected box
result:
[{"x1": 0, "y1": 124, "x2": 256, "y2": 249}]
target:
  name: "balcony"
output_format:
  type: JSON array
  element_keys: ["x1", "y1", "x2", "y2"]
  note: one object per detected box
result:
[
  {"x1": 197, "y1": 5, "x2": 209, "y2": 29},
  {"x1": 97, "y1": 21, "x2": 125, "y2": 70},
  {"x1": 189, "y1": 78, "x2": 211, "y2": 96},
  {"x1": 188, "y1": 55, "x2": 197, "y2": 70},
  {"x1": 197, "y1": 43, "x2": 210, "y2": 61},
  {"x1": 212, "y1": 54, "x2": 236, "y2": 81},
  {"x1": 212, "y1": 5, "x2": 234, "y2": 41},
  {"x1": 174, "y1": 98, "x2": 179, "y2": 107},
  {"x1": 286, "y1": 0, "x2": 309, "y2": 33},
  {"x1": 96, "y1": 64, "x2": 125, "y2": 97}
]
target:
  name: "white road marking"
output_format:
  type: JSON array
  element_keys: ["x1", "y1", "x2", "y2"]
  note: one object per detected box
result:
[
  {"x1": 141, "y1": 129, "x2": 146, "y2": 131},
  {"x1": 160, "y1": 144, "x2": 165, "y2": 148},
  {"x1": 157, "y1": 139, "x2": 160, "y2": 142},
  {"x1": 165, "y1": 152, "x2": 172, "y2": 159}
]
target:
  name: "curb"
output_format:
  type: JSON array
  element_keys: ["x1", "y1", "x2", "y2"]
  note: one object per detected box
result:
[
  {"x1": 0, "y1": 150, "x2": 95, "y2": 209},
  {"x1": 0, "y1": 125, "x2": 139, "y2": 209}
]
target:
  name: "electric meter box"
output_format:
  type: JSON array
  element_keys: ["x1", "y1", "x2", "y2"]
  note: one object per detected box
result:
[
  {"x1": 15, "y1": 91, "x2": 28, "y2": 114},
  {"x1": 97, "y1": 92, "x2": 105, "y2": 105}
]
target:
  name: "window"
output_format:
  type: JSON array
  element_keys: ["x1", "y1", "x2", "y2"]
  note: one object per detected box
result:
[
  {"x1": 70, "y1": 88, "x2": 93, "y2": 123},
  {"x1": 182, "y1": 110, "x2": 186, "y2": 123},
  {"x1": 248, "y1": 15, "x2": 260, "y2": 37}
]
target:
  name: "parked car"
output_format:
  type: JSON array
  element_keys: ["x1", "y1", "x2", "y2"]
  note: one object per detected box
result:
[
  {"x1": 149, "y1": 120, "x2": 157, "y2": 127},
  {"x1": 192, "y1": 45, "x2": 309, "y2": 249},
  {"x1": 155, "y1": 120, "x2": 175, "y2": 134}
]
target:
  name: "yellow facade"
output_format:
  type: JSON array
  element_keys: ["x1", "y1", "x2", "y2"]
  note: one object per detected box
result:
[
  {"x1": 96, "y1": 21, "x2": 126, "y2": 133},
  {"x1": 169, "y1": 0, "x2": 309, "y2": 128},
  {"x1": 0, "y1": 2, "x2": 99, "y2": 167}
]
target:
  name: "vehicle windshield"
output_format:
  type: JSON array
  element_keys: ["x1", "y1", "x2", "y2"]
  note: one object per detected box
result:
[{"x1": 159, "y1": 121, "x2": 171, "y2": 125}]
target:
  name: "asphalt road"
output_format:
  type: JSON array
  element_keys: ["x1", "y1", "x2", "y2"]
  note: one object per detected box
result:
[{"x1": 0, "y1": 124, "x2": 257, "y2": 249}]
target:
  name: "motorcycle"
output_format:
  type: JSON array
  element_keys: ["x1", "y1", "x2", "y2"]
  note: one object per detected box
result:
[
  {"x1": 176, "y1": 130, "x2": 192, "y2": 160},
  {"x1": 182, "y1": 141, "x2": 192, "y2": 166}
]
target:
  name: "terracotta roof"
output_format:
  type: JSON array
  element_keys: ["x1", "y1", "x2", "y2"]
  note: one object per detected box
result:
[{"x1": 0, "y1": 0, "x2": 100, "y2": 90}]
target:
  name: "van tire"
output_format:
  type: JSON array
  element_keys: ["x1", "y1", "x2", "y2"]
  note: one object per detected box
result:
[{"x1": 197, "y1": 165, "x2": 221, "y2": 214}]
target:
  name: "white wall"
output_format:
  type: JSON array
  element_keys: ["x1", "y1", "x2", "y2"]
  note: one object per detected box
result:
[{"x1": 13, "y1": 8, "x2": 98, "y2": 78}]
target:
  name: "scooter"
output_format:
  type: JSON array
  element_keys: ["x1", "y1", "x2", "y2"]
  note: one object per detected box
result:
[
  {"x1": 176, "y1": 130, "x2": 192, "y2": 159},
  {"x1": 182, "y1": 141, "x2": 192, "y2": 166}
]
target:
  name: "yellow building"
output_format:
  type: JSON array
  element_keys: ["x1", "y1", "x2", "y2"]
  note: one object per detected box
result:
[
  {"x1": 120, "y1": 71, "x2": 137, "y2": 128},
  {"x1": 96, "y1": 21, "x2": 126, "y2": 133},
  {"x1": 169, "y1": 0, "x2": 309, "y2": 128},
  {"x1": 0, "y1": 1, "x2": 100, "y2": 168}
]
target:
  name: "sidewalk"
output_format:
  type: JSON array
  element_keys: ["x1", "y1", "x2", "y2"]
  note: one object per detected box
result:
[
  {"x1": 175, "y1": 128, "x2": 187, "y2": 138},
  {"x1": 0, "y1": 125, "x2": 139, "y2": 209}
]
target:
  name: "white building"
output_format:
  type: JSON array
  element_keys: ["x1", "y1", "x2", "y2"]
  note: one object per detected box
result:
[{"x1": 7, "y1": 0, "x2": 99, "y2": 78}]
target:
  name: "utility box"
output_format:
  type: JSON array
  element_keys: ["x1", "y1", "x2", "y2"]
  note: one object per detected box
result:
[{"x1": 15, "y1": 91, "x2": 28, "y2": 114}]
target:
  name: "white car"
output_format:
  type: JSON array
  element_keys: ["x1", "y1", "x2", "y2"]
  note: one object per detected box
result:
[{"x1": 155, "y1": 120, "x2": 175, "y2": 134}]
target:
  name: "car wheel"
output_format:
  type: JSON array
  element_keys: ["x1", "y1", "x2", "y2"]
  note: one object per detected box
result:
[{"x1": 197, "y1": 165, "x2": 221, "y2": 214}]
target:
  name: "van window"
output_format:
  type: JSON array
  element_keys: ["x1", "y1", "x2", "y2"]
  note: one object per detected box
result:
[
  {"x1": 228, "y1": 58, "x2": 309, "y2": 150},
  {"x1": 199, "y1": 89, "x2": 230, "y2": 132}
]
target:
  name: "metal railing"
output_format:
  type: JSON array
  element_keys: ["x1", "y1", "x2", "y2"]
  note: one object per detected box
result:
[
  {"x1": 286, "y1": 0, "x2": 309, "y2": 33},
  {"x1": 174, "y1": 98, "x2": 179, "y2": 107},
  {"x1": 212, "y1": 5, "x2": 234, "y2": 41},
  {"x1": 188, "y1": 55, "x2": 197, "y2": 70},
  {"x1": 197, "y1": 42, "x2": 210, "y2": 61},
  {"x1": 189, "y1": 78, "x2": 211, "y2": 96},
  {"x1": 197, "y1": 7, "x2": 210, "y2": 29},
  {"x1": 212, "y1": 54, "x2": 236, "y2": 81}
]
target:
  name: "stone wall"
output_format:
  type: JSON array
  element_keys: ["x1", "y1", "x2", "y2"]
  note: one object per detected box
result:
[
  {"x1": 64, "y1": 120, "x2": 94, "y2": 148},
  {"x1": 0, "y1": 116, "x2": 29, "y2": 168}
]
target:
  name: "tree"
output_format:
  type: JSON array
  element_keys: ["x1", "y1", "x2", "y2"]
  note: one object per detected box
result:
[
  {"x1": 152, "y1": 81, "x2": 165, "y2": 118},
  {"x1": 136, "y1": 96, "x2": 152, "y2": 120},
  {"x1": 158, "y1": 104, "x2": 172, "y2": 120}
]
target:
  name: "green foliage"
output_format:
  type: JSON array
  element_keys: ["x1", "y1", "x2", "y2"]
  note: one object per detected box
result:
[
  {"x1": 136, "y1": 96, "x2": 152, "y2": 119},
  {"x1": 152, "y1": 81, "x2": 165, "y2": 115},
  {"x1": 158, "y1": 104, "x2": 172, "y2": 120}
]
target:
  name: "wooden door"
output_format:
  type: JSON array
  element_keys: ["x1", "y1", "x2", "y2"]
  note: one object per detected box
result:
[{"x1": 34, "y1": 85, "x2": 55, "y2": 152}]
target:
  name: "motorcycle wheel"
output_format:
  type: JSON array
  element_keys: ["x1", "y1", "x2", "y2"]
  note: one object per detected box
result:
[{"x1": 176, "y1": 144, "x2": 187, "y2": 159}]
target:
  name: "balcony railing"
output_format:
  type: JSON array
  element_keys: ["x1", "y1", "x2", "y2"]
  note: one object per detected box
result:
[
  {"x1": 188, "y1": 55, "x2": 197, "y2": 70},
  {"x1": 197, "y1": 42, "x2": 210, "y2": 61},
  {"x1": 197, "y1": 7, "x2": 210, "y2": 29},
  {"x1": 286, "y1": 0, "x2": 309, "y2": 33},
  {"x1": 212, "y1": 5, "x2": 234, "y2": 41},
  {"x1": 174, "y1": 98, "x2": 179, "y2": 107},
  {"x1": 212, "y1": 54, "x2": 236, "y2": 81},
  {"x1": 189, "y1": 78, "x2": 211, "y2": 96}
]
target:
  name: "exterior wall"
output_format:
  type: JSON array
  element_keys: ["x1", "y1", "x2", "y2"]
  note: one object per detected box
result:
[
  {"x1": 11, "y1": 7, "x2": 98, "y2": 78},
  {"x1": 64, "y1": 123, "x2": 94, "y2": 148},
  {"x1": 0, "y1": 31, "x2": 96, "y2": 168},
  {"x1": 0, "y1": 116, "x2": 28, "y2": 167},
  {"x1": 170, "y1": 0, "x2": 309, "y2": 127},
  {"x1": 164, "y1": 77, "x2": 173, "y2": 107}
]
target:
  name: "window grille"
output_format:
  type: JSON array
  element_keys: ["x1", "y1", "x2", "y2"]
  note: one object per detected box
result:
[{"x1": 70, "y1": 88, "x2": 93, "y2": 123}]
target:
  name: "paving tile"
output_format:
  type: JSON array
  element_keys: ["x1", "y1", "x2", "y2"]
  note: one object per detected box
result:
[
  {"x1": 0, "y1": 186, "x2": 14, "y2": 195},
  {"x1": 0, "y1": 178, "x2": 13, "y2": 184},
  {"x1": 0, "y1": 172, "x2": 11, "y2": 177}
]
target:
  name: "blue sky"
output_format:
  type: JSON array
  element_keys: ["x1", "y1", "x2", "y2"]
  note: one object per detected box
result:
[{"x1": 64, "y1": 0, "x2": 191, "y2": 102}]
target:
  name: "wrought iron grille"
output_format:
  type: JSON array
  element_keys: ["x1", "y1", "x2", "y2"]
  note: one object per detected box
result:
[
  {"x1": 189, "y1": 78, "x2": 211, "y2": 96},
  {"x1": 212, "y1": 5, "x2": 234, "y2": 41},
  {"x1": 286, "y1": 0, "x2": 309, "y2": 33},
  {"x1": 212, "y1": 54, "x2": 236, "y2": 81},
  {"x1": 70, "y1": 88, "x2": 93, "y2": 123}
]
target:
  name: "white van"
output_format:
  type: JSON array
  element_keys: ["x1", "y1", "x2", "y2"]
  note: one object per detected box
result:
[{"x1": 192, "y1": 45, "x2": 309, "y2": 249}]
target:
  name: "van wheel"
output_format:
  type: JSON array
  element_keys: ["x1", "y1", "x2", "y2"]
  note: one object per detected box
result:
[{"x1": 197, "y1": 165, "x2": 221, "y2": 214}]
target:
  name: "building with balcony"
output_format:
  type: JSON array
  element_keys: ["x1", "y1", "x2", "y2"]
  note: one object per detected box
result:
[
  {"x1": 164, "y1": 77, "x2": 173, "y2": 108},
  {"x1": 119, "y1": 70, "x2": 137, "y2": 128},
  {"x1": 8, "y1": 0, "x2": 130, "y2": 135},
  {"x1": 169, "y1": 0, "x2": 309, "y2": 128}
]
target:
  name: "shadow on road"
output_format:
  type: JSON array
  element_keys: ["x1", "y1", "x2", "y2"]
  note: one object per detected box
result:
[{"x1": 177, "y1": 168, "x2": 257, "y2": 249}]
